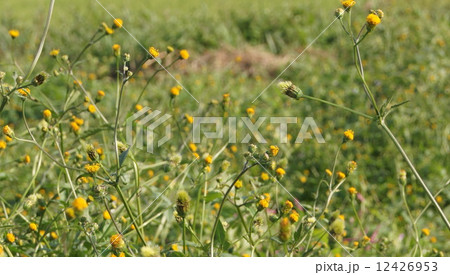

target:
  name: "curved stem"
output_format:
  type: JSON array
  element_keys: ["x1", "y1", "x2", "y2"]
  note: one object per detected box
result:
[
  {"x1": 210, "y1": 162, "x2": 255, "y2": 256},
  {"x1": 400, "y1": 184, "x2": 422, "y2": 256},
  {"x1": 24, "y1": 0, "x2": 55, "y2": 81}
]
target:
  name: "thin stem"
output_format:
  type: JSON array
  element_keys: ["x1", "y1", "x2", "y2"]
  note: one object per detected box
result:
[
  {"x1": 24, "y1": 0, "x2": 55, "y2": 81},
  {"x1": 350, "y1": 197, "x2": 366, "y2": 236},
  {"x1": 381, "y1": 122, "x2": 450, "y2": 230},
  {"x1": 114, "y1": 185, "x2": 146, "y2": 243},
  {"x1": 400, "y1": 184, "x2": 422, "y2": 256},
  {"x1": 210, "y1": 162, "x2": 256, "y2": 256},
  {"x1": 301, "y1": 94, "x2": 373, "y2": 120}
]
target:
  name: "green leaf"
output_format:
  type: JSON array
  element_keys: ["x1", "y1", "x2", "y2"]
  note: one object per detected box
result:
[
  {"x1": 214, "y1": 219, "x2": 227, "y2": 249},
  {"x1": 203, "y1": 191, "x2": 223, "y2": 203},
  {"x1": 119, "y1": 148, "x2": 130, "y2": 167}
]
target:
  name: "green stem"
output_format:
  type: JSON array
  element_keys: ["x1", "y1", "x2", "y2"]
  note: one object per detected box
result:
[
  {"x1": 183, "y1": 218, "x2": 187, "y2": 255},
  {"x1": 24, "y1": 0, "x2": 55, "y2": 81},
  {"x1": 350, "y1": 197, "x2": 366, "y2": 236},
  {"x1": 300, "y1": 94, "x2": 373, "y2": 120},
  {"x1": 115, "y1": 185, "x2": 146, "y2": 243},
  {"x1": 210, "y1": 162, "x2": 255, "y2": 256},
  {"x1": 400, "y1": 184, "x2": 422, "y2": 256},
  {"x1": 381, "y1": 122, "x2": 450, "y2": 230}
]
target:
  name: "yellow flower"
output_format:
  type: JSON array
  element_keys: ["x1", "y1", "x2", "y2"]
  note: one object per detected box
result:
[
  {"x1": 8, "y1": 29, "x2": 20, "y2": 39},
  {"x1": 73, "y1": 116, "x2": 84, "y2": 126},
  {"x1": 18, "y1": 88, "x2": 30, "y2": 96},
  {"x1": 24, "y1": 155, "x2": 31, "y2": 164},
  {"x1": 84, "y1": 163, "x2": 100, "y2": 174},
  {"x1": 179, "y1": 49, "x2": 190, "y2": 60},
  {"x1": 261, "y1": 172, "x2": 269, "y2": 181},
  {"x1": 263, "y1": 193, "x2": 271, "y2": 202},
  {"x1": 49, "y1": 49, "x2": 60, "y2": 57},
  {"x1": 171, "y1": 243, "x2": 179, "y2": 251},
  {"x1": 279, "y1": 217, "x2": 291, "y2": 242},
  {"x1": 70, "y1": 121, "x2": 80, "y2": 133},
  {"x1": 29, "y1": 223, "x2": 38, "y2": 232},
  {"x1": 113, "y1": 18, "x2": 123, "y2": 29},
  {"x1": 285, "y1": 200, "x2": 293, "y2": 210},
  {"x1": 50, "y1": 232, "x2": 58, "y2": 240},
  {"x1": 73, "y1": 80, "x2": 82, "y2": 86},
  {"x1": 204, "y1": 154, "x2": 213, "y2": 164},
  {"x1": 65, "y1": 207, "x2": 75, "y2": 219},
  {"x1": 353, "y1": 241, "x2": 359, "y2": 247},
  {"x1": 258, "y1": 199, "x2": 269, "y2": 209},
  {"x1": 276, "y1": 167, "x2": 286, "y2": 177},
  {"x1": 366, "y1": 13, "x2": 381, "y2": 27},
  {"x1": 184, "y1": 114, "x2": 193, "y2": 124},
  {"x1": 112, "y1": 44, "x2": 121, "y2": 56},
  {"x1": 213, "y1": 203, "x2": 220, "y2": 210},
  {"x1": 0, "y1": 140, "x2": 6, "y2": 149},
  {"x1": 337, "y1": 171, "x2": 346, "y2": 180},
  {"x1": 235, "y1": 180, "x2": 243, "y2": 189},
  {"x1": 246, "y1": 107, "x2": 255, "y2": 116},
  {"x1": 289, "y1": 210, "x2": 300, "y2": 223},
  {"x1": 192, "y1": 152, "x2": 200, "y2": 159},
  {"x1": 43, "y1": 109, "x2": 52, "y2": 119},
  {"x1": 103, "y1": 210, "x2": 112, "y2": 220},
  {"x1": 188, "y1": 142, "x2": 197, "y2": 152},
  {"x1": 269, "y1": 145, "x2": 279, "y2": 157},
  {"x1": 430, "y1": 236, "x2": 437, "y2": 243},
  {"x1": 6, "y1": 233, "x2": 15, "y2": 243},
  {"x1": 341, "y1": 0, "x2": 356, "y2": 9},
  {"x1": 230, "y1": 145, "x2": 237, "y2": 153},
  {"x1": 348, "y1": 187, "x2": 357, "y2": 195},
  {"x1": 72, "y1": 197, "x2": 88, "y2": 211},
  {"x1": 363, "y1": 235, "x2": 371, "y2": 243},
  {"x1": 88, "y1": 104, "x2": 96, "y2": 114},
  {"x1": 149, "y1": 46, "x2": 159, "y2": 58},
  {"x1": 135, "y1": 104, "x2": 143, "y2": 111},
  {"x1": 421, "y1": 228, "x2": 430, "y2": 236},
  {"x1": 170, "y1": 86, "x2": 181, "y2": 96},
  {"x1": 344, "y1": 129, "x2": 354, "y2": 141},
  {"x1": 110, "y1": 234, "x2": 125, "y2": 249},
  {"x1": 102, "y1": 22, "x2": 114, "y2": 35},
  {"x1": 97, "y1": 90, "x2": 105, "y2": 99}
]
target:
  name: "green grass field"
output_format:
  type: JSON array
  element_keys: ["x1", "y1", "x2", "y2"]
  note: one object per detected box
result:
[{"x1": 0, "y1": 0, "x2": 449, "y2": 257}]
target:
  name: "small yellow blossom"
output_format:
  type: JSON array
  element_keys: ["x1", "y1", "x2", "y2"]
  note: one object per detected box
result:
[
  {"x1": 348, "y1": 187, "x2": 357, "y2": 195},
  {"x1": 24, "y1": 155, "x2": 31, "y2": 164},
  {"x1": 179, "y1": 49, "x2": 190, "y2": 60},
  {"x1": 285, "y1": 200, "x2": 293, "y2": 210},
  {"x1": 170, "y1": 86, "x2": 181, "y2": 96},
  {"x1": 70, "y1": 121, "x2": 80, "y2": 133},
  {"x1": 337, "y1": 171, "x2": 346, "y2": 180},
  {"x1": 421, "y1": 228, "x2": 430, "y2": 236},
  {"x1": 103, "y1": 210, "x2": 112, "y2": 220},
  {"x1": 171, "y1": 244, "x2": 179, "y2": 251},
  {"x1": 188, "y1": 142, "x2": 197, "y2": 152},
  {"x1": 149, "y1": 46, "x2": 159, "y2": 58},
  {"x1": 6, "y1": 233, "x2": 15, "y2": 243},
  {"x1": 341, "y1": 0, "x2": 356, "y2": 9},
  {"x1": 344, "y1": 129, "x2": 354, "y2": 141},
  {"x1": 43, "y1": 109, "x2": 52, "y2": 119},
  {"x1": 51, "y1": 232, "x2": 58, "y2": 240},
  {"x1": 113, "y1": 18, "x2": 123, "y2": 28},
  {"x1": 18, "y1": 88, "x2": 30, "y2": 96},
  {"x1": 65, "y1": 207, "x2": 75, "y2": 219},
  {"x1": 112, "y1": 44, "x2": 121, "y2": 56},
  {"x1": 276, "y1": 167, "x2": 286, "y2": 177},
  {"x1": 29, "y1": 223, "x2": 38, "y2": 232},
  {"x1": 269, "y1": 145, "x2": 279, "y2": 157},
  {"x1": 366, "y1": 13, "x2": 381, "y2": 27},
  {"x1": 84, "y1": 163, "x2": 100, "y2": 174},
  {"x1": 72, "y1": 197, "x2": 88, "y2": 211},
  {"x1": 184, "y1": 114, "x2": 193, "y2": 124},
  {"x1": 289, "y1": 210, "x2": 300, "y2": 223},
  {"x1": 353, "y1": 241, "x2": 359, "y2": 247},
  {"x1": 88, "y1": 104, "x2": 96, "y2": 113},
  {"x1": 0, "y1": 140, "x2": 6, "y2": 149},
  {"x1": 258, "y1": 199, "x2": 269, "y2": 209},
  {"x1": 110, "y1": 234, "x2": 125, "y2": 249},
  {"x1": 261, "y1": 172, "x2": 270, "y2": 181},
  {"x1": 204, "y1": 155, "x2": 213, "y2": 164},
  {"x1": 9, "y1": 29, "x2": 20, "y2": 39},
  {"x1": 235, "y1": 180, "x2": 243, "y2": 189},
  {"x1": 246, "y1": 107, "x2": 255, "y2": 116},
  {"x1": 49, "y1": 49, "x2": 60, "y2": 57}
]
